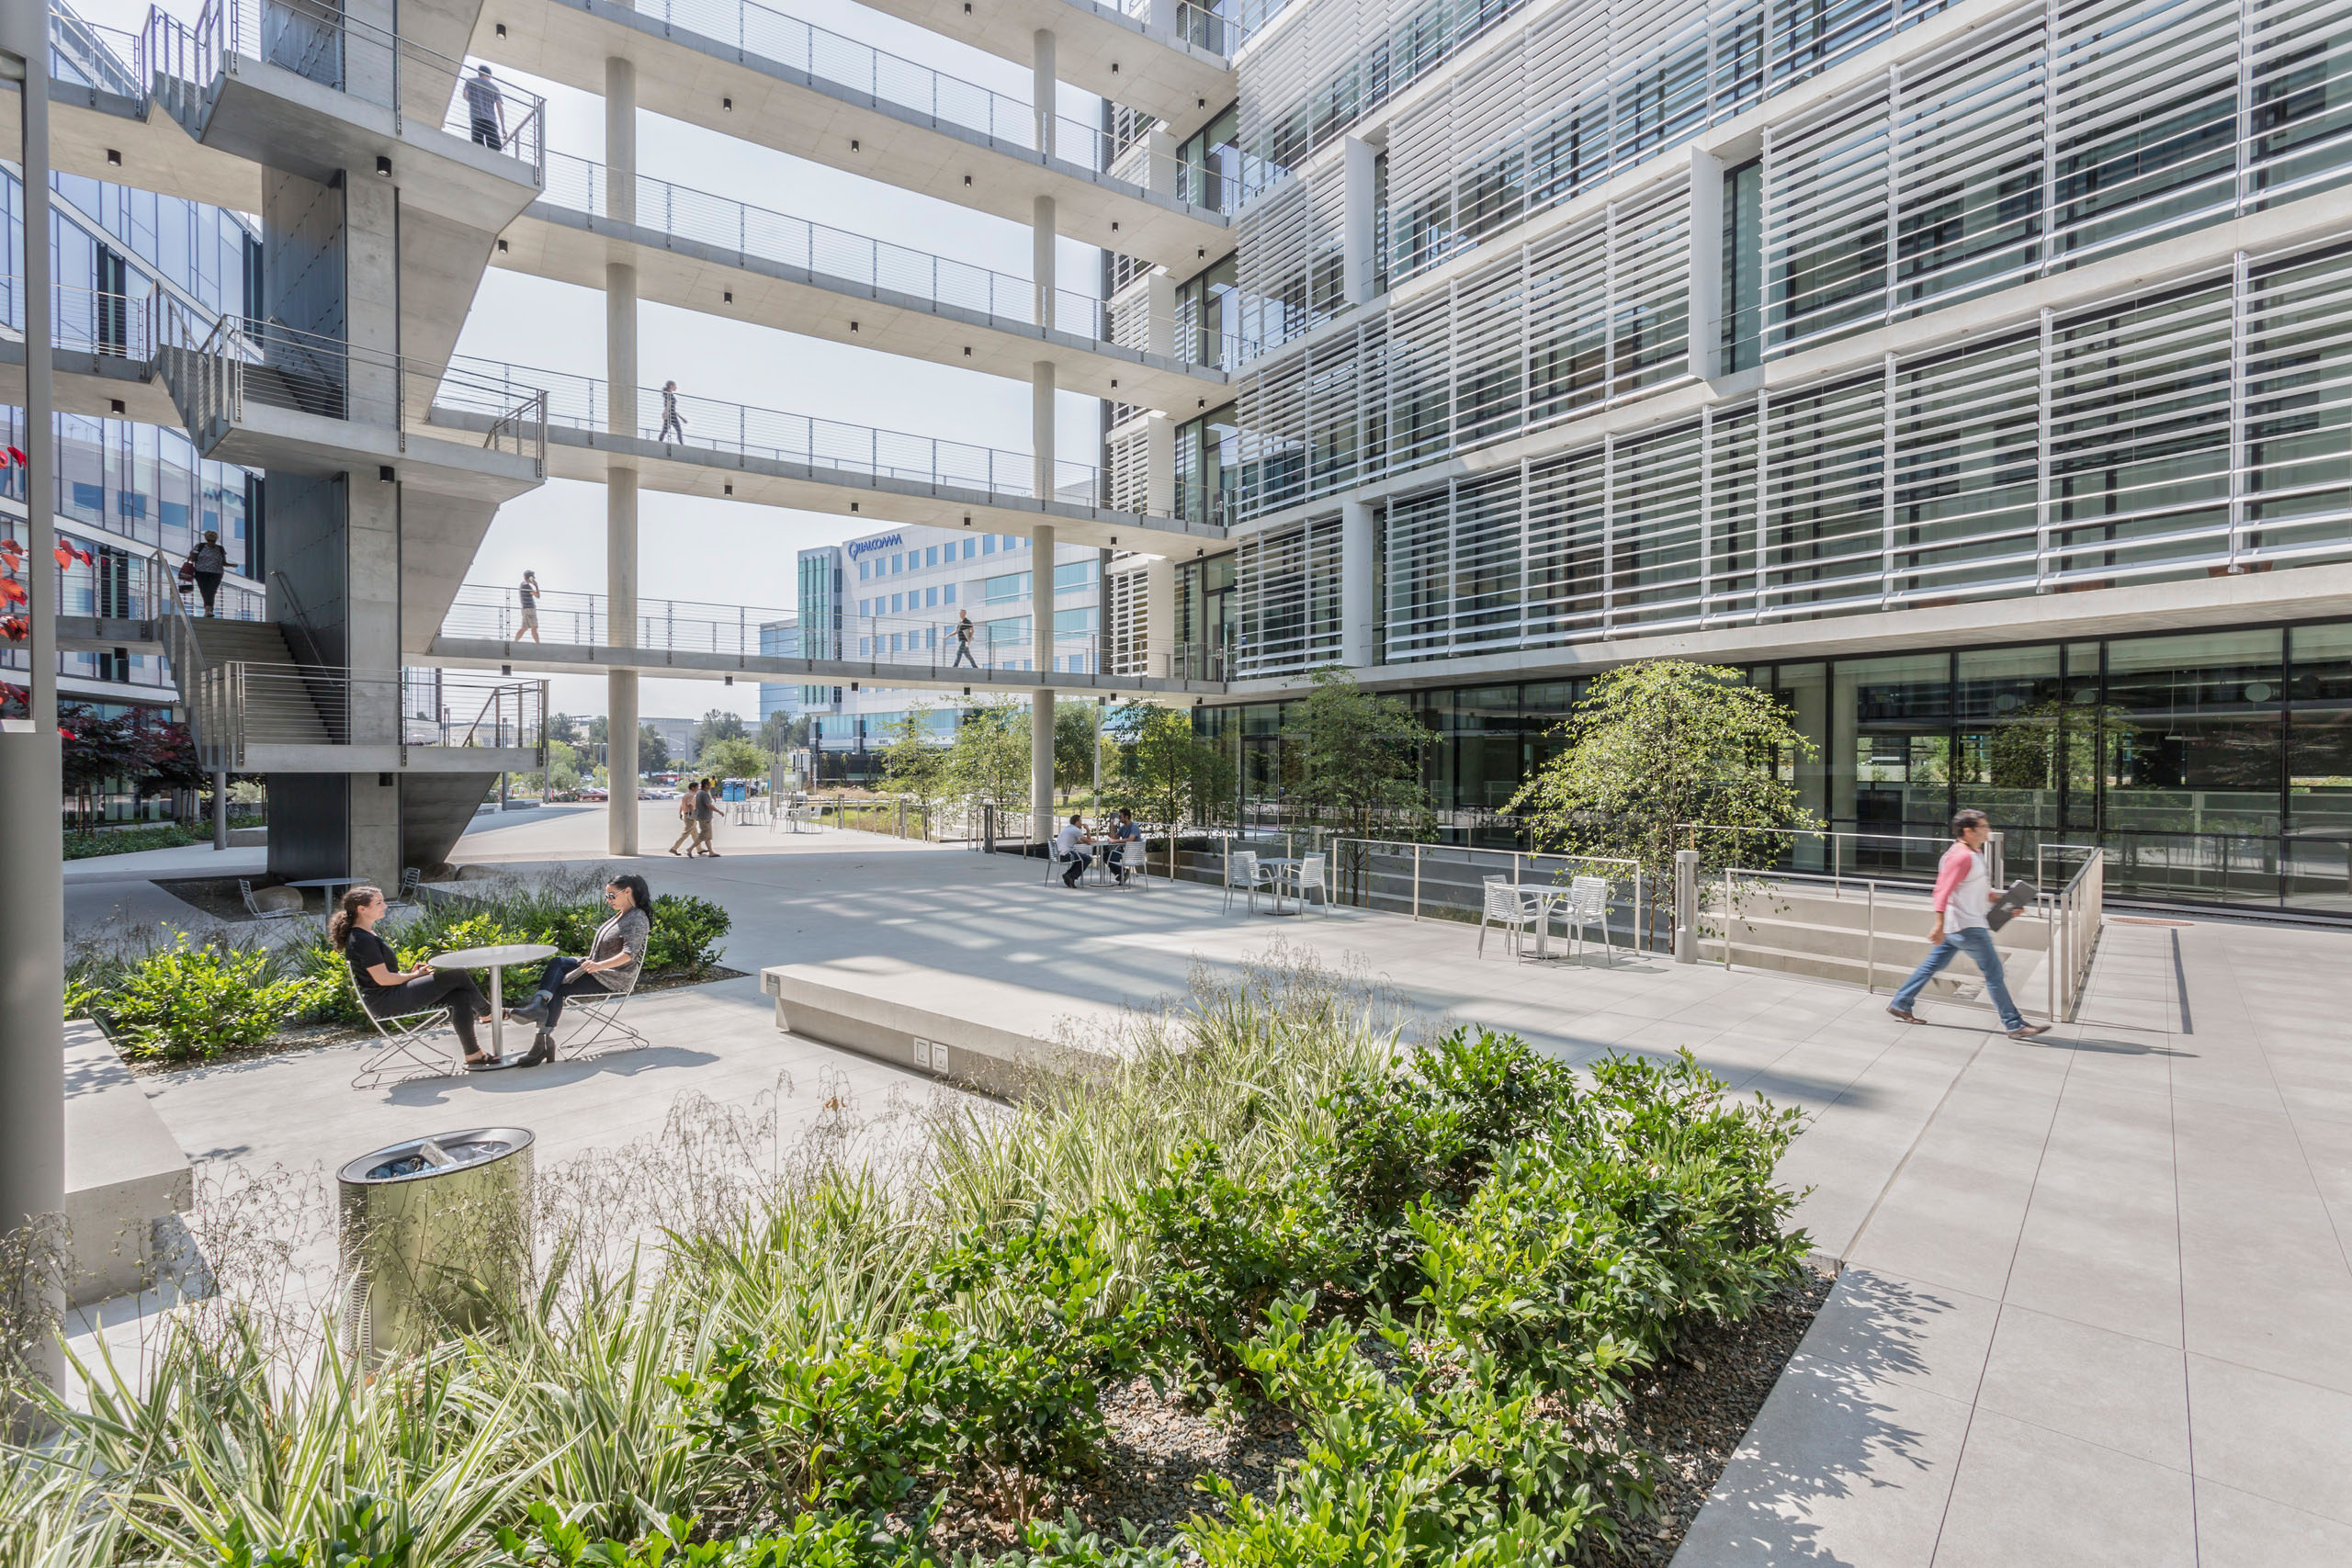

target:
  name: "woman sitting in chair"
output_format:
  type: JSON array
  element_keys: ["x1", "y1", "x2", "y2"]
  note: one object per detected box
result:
[
  {"x1": 503, "y1": 874, "x2": 653, "y2": 1066},
  {"x1": 331, "y1": 886, "x2": 499, "y2": 1066}
]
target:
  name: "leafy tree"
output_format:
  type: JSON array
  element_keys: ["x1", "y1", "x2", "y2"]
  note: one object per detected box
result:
[
  {"x1": 759, "y1": 709, "x2": 810, "y2": 753},
  {"x1": 636, "y1": 722, "x2": 671, "y2": 776},
  {"x1": 947, "y1": 697, "x2": 1032, "y2": 821},
  {"x1": 878, "y1": 705, "x2": 949, "y2": 808},
  {"x1": 1054, "y1": 700, "x2": 1108, "y2": 802},
  {"x1": 1106, "y1": 703, "x2": 1233, "y2": 834},
  {"x1": 545, "y1": 712, "x2": 582, "y2": 746},
  {"x1": 1280, "y1": 667, "x2": 1433, "y2": 840},
  {"x1": 692, "y1": 708, "x2": 748, "y2": 756},
  {"x1": 698, "y1": 736, "x2": 770, "y2": 784},
  {"x1": 584, "y1": 714, "x2": 610, "y2": 746},
  {"x1": 1508, "y1": 660, "x2": 1815, "y2": 944}
]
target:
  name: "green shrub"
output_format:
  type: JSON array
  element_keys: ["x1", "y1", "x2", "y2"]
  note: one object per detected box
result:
[
  {"x1": 1125, "y1": 1141, "x2": 1359, "y2": 1389},
  {"x1": 93, "y1": 936, "x2": 314, "y2": 1062},
  {"x1": 62, "y1": 823, "x2": 208, "y2": 859},
  {"x1": 647, "y1": 893, "x2": 729, "y2": 976}
]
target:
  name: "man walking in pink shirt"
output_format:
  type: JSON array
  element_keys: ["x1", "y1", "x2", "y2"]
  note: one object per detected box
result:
[{"x1": 1887, "y1": 808, "x2": 2051, "y2": 1039}]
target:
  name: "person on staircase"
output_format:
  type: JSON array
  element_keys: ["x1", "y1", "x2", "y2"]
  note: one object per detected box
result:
[{"x1": 184, "y1": 531, "x2": 229, "y2": 616}]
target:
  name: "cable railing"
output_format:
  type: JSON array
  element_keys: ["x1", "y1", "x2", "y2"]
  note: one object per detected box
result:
[
  {"x1": 162, "y1": 307, "x2": 548, "y2": 472},
  {"x1": 142, "y1": 0, "x2": 547, "y2": 175},
  {"x1": 0, "y1": 276, "x2": 157, "y2": 360},
  {"x1": 1104, "y1": 0, "x2": 1249, "y2": 54},
  {"x1": 615, "y1": 0, "x2": 1219, "y2": 208},
  {"x1": 49, "y1": 0, "x2": 143, "y2": 96},
  {"x1": 440, "y1": 354, "x2": 1108, "y2": 507},
  {"x1": 441, "y1": 583, "x2": 794, "y2": 656},
  {"x1": 540, "y1": 152, "x2": 1204, "y2": 353},
  {"x1": 192, "y1": 660, "x2": 546, "y2": 766}
]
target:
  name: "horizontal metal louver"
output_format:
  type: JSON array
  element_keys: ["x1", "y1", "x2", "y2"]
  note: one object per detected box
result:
[{"x1": 1235, "y1": 513, "x2": 1344, "y2": 673}]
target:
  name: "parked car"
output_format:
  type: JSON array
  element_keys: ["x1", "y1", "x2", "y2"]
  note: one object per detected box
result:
[{"x1": 577, "y1": 785, "x2": 608, "y2": 801}]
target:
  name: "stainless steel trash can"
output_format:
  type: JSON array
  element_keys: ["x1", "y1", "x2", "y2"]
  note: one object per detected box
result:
[{"x1": 336, "y1": 1127, "x2": 534, "y2": 1365}]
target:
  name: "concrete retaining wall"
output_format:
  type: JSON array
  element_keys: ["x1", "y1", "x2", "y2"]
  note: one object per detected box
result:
[{"x1": 62, "y1": 1020, "x2": 193, "y2": 1306}]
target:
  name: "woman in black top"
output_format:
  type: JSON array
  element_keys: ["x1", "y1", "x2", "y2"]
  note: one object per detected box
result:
[{"x1": 330, "y1": 886, "x2": 499, "y2": 1066}]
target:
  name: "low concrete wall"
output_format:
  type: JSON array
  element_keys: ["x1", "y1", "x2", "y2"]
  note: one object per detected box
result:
[
  {"x1": 62, "y1": 1020, "x2": 193, "y2": 1306},
  {"x1": 227, "y1": 826, "x2": 266, "y2": 847},
  {"x1": 762, "y1": 961, "x2": 1128, "y2": 1098}
]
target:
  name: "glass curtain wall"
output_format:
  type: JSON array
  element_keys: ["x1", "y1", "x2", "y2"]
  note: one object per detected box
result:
[{"x1": 1202, "y1": 618, "x2": 2352, "y2": 911}]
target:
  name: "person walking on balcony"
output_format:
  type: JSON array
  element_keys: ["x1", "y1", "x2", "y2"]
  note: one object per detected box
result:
[
  {"x1": 952, "y1": 609, "x2": 978, "y2": 667},
  {"x1": 464, "y1": 65, "x2": 505, "y2": 151},
  {"x1": 658, "y1": 381, "x2": 687, "y2": 444},
  {"x1": 516, "y1": 570, "x2": 541, "y2": 643},
  {"x1": 184, "y1": 530, "x2": 229, "y2": 616},
  {"x1": 1888, "y1": 808, "x2": 2051, "y2": 1040}
]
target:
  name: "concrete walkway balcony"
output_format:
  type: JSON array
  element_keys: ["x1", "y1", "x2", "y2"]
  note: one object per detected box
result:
[
  {"x1": 505, "y1": 152, "x2": 1229, "y2": 409},
  {"x1": 854, "y1": 0, "x2": 1236, "y2": 133},
  {"x1": 475, "y1": 0, "x2": 1232, "y2": 268},
  {"x1": 427, "y1": 580, "x2": 1226, "y2": 694},
  {"x1": 424, "y1": 354, "x2": 1226, "y2": 554},
  {"x1": 140, "y1": 0, "x2": 547, "y2": 235}
]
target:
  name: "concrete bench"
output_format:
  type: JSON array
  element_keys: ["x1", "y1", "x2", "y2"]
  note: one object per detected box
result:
[
  {"x1": 63, "y1": 1020, "x2": 193, "y2": 1306},
  {"x1": 762, "y1": 961, "x2": 1126, "y2": 1098}
]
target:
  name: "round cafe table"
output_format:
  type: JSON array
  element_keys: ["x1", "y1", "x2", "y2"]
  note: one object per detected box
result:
[{"x1": 428, "y1": 942, "x2": 557, "y2": 1062}]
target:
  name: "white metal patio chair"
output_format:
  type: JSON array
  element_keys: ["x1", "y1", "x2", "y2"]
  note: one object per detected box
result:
[
  {"x1": 554, "y1": 967, "x2": 651, "y2": 1061},
  {"x1": 1222, "y1": 849, "x2": 1273, "y2": 913},
  {"x1": 1563, "y1": 876, "x2": 1615, "y2": 966},
  {"x1": 350, "y1": 974, "x2": 484, "y2": 1089},
  {"x1": 240, "y1": 878, "x2": 304, "y2": 920},
  {"x1": 1477, "y1": 874, "x2": 1538, "y2": 958},
  {"x1": 383, "y1": 866, "x2": 424, "y2": 908},
  {"x1": 1109, "y1": 838, "x2": 1152, "y2": 889},
  {"x1": 1289, "y1": 852, "x2": 1331, "y2": 915}
]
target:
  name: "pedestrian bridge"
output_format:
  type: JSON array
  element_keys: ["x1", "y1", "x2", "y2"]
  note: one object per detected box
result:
[{"x1": 425, "y1": 581, "x2": 1227, "y2": 696}]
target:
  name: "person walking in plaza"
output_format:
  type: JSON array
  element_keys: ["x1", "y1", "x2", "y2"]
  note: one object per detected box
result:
[
  {"x1": 504, "y1": 874, "x2": 652, "y2": 1066},
  {"x1": 463, "y1": 64, "x2": 505, "y2": 151},
  {"x1": 693, "y1": 776, "x2": 719, "y2": 855},
  {"x1": 668, "y1": 782, "x2": 698, "y2": 855},
  {"x1": 332, "y1": 885, "x2": 501, "y2": 1066},
  {"x1": 516, "y1": 569, "x2": 541, "y2": 643},
  {"x1": 183, "y1": 529, "x2": 229, "y2": 616},
  {"x1": 1888, "y1": 809, "x2": 2051, "y2": 1039},
  {"x1": 658, "y1": 380, "x2": 687, "y2": 444},
  {"x1": 952, "y1": 609, "x2": 978, "y2": 667}
]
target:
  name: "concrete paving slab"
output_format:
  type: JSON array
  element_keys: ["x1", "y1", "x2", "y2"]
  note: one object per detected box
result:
[
  {"x1": 2185, "y1": 1354, "x2": 2352, "y2": 1526},
  {"x1": 1928, "y1": 1409, "x2": 2196, "y2": 1568},
  {"x1": 1973, "y1": 1306, "x2": 2190, "y2": 1472}
]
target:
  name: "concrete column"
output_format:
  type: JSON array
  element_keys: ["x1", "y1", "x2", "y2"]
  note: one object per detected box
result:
[
  {"x1": 605, "y1": 55, "x2": 639, "y2": 853},
  {"x1": 1034, "y1": 195, "x2": 1057, "y2": 333},
  {"x1": 1674, "y1": 848, "x2": 1700, "y2": 963},
  {"x1": 1146, "y1": 556, "x2": 1176, "y2": 678},
  {"x1": 1032, "y1": 523, "x2": 1057, "y2": 844},
  {"x1": 1342, "y1": 137, "x2": 1376, "y2": 306},
  {"x1": 1340, "y1": 498, "x2": 1376, "y2": 668},
  {"x1": 1033, "y1": 29, "x2": 1056, "y2": 160},
  {"x1": 1688, "y1": 143, "x2": 1724, "y2": 385},
  {"x1": 0, "y1": 0, "x2": 64, "y2": 1401},
  {"x1": 212, "y1": 771, "x2": 229, "y2": 849}
]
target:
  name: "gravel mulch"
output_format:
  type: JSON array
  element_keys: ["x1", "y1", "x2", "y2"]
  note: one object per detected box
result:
[{"x1": 1592, "y1": 1260, "x2": 1838, "y2": 1566}]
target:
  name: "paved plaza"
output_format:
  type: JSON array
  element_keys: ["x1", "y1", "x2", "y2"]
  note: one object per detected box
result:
[{"x1": 66, "y1": 807, "x2": 2352, "y2": 1565}]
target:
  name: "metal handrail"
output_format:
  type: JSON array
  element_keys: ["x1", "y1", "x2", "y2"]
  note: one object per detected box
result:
[
  {"x1": 142, "y1": 0, "x2": 548, "y2": 177},
  {"x1": 1317, "y1": 836, "x2": 1648, "y2": 950},
  {"x1": 266, "y1": 569, "x2": 330, "y2": 671},
  {"x1": 2046, "y1": 849, "x2": 2105, "y2": 1023}
]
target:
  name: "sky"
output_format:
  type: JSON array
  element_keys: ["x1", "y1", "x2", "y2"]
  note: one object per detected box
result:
[{"x1": 80, "y1": 0, "x2": 1110, "y2": 725}]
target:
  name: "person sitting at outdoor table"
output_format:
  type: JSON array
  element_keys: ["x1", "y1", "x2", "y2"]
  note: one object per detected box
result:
[
  {"x1": 1052, "y1": 812, "x2": 1096, "y2": 888},
  {"x1": 330, "y1": 885, "x2": 499, "y2": 1067},
  {"x1": 503, "y1": 874, "x2": 653, "y2": 1066},
  {"x1": 1107, "y1": 807, "x2": 1142, "y2": 885}
]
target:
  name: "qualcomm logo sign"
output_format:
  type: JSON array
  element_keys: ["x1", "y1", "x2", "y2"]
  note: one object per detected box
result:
[{"x1": 845, "y1": 532, "x2": 906, "y2": 562}]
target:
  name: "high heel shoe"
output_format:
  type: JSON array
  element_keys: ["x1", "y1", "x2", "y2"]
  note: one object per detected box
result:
[
  {"x1": 508, "y1": 991, "x2": 552, "y2": 1026},
  {"x1": 517, "y1": 1031, "x2": 556, "y2": 1067}
]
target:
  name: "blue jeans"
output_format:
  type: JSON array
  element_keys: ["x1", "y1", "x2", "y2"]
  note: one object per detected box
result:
[{"x1": 1892, "y1": 925, "x2": 2026, "y2": 1032}]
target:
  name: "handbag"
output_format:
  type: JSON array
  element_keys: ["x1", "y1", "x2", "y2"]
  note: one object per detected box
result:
[
  {"x1": 1985, "y1": 880, "x2": 2036, "y2": 931},
  {"x1": 175, "y1": 558, "x2": 197, "y2": 587}
]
